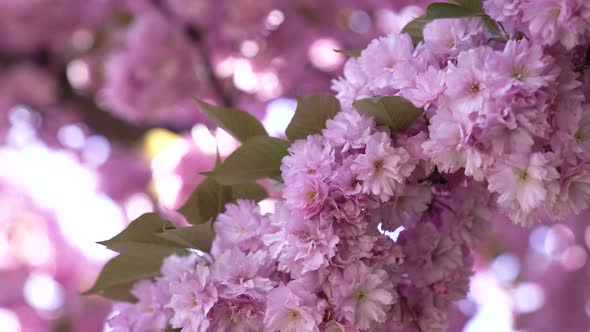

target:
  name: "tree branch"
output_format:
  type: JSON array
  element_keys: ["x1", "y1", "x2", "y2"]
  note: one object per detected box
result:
[{"x1": 151, "y1": 0, "x2": 234, "y2": 107}]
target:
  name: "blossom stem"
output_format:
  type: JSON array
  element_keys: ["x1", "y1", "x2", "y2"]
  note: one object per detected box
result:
[{"x1": 396, "y1": 288, "x2": 423, "y2": 332}]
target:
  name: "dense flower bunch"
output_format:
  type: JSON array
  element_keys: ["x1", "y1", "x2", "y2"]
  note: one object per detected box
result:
[
  {"x1": 111, "y1": 121, "x2": 492, "y2": 331},
  {"x1": 102, "y1": 0, "x2": 590, "y2": 331},
  {"x1": 335, "y1": 2, "x2": 590, "y2": 225}
]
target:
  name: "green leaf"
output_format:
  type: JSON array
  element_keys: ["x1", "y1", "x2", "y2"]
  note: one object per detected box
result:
[
  {"x1": 207, "y1": 136, "x2": 291, "y2": 185},
  {"x1": 286, "y1": 94, "x2": 341, "y2": 141},
  {"x1": 178, "y1": 177, "x2": 268, "y2": 224},
  {"x1": 402, "y1": 1, "x2": 503, "y2": 45},
  {"x1": 98, "y1": 213, "x2": 186, "y2": 258},
  {"x1": 449, "y1": 0, "x2": 483, "y2": 11},
  {"x1": 196, "y1": 99, "x2": 268, "y2": 143},
  {"x1": 482, "y1": 15, "x2": 504, "y2": 39},
  {"x1": 401, "y1": 15, "x2": 430, "y2": 46},
  {"x1": 179, "y1": 176, "x2": 232, "y2": 224},
  {"x1": 426, "y1": 3, "x2": 483, "y2": 19},
  {"x1": 157, "y1": 222, "x2": 215, "y2": 252},
  {"x1": 231, "y1": 182, "x2": 268, "y2": 202},
  {"x1": 334, "y1": 48, "x2": 363, "y2": 58},
  {"x1": 83, "y1": 254, "x2": 163, "y2": 301},
  {"x1": 352, "y1": 96, "x2": 424, "y2": 132}
]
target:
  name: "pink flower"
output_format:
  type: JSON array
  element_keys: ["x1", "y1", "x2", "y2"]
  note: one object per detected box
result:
[
  {"x1": 443, "y1": 47, "x2": 493, "y2": 117},
  {"x1": 167, "y1": 263, "x2": 218, "y2": 332},
  {"x1": 213, "y1": 249, "x2": 277, "y2": 303},
  {"x1": 283, "y1": 174, "x2": 329, "y2": 219},
  {"x1": 332, "y1": 58, "x2": 372, "y2": 107},
  {"x1": 160, "y1": 254, "x2": 202, "y2": 284},
  {"x1": 323, "y1": 108, "x2": 375, "y2": 153},
  {"x1": 550, "y1": 164, "x2": 590, "y2": 218},
  {"x1": 211, "y1": 199, "x2": 274, "y2": 257},
  {"x1": 422, "y1": 18, "x2": 486, "y2": 58},
  {"x1": 108, "y1": 280, "x2": 172, "y2": 332},
  {"x1": 279, "y1": 219, "x2": 339, "y2": 277},
  {"x1": 522, "y1": 0, "x2": 590, "y2": 49},
  {"x1": 488, "y1": 153, "x2": 560, "y2": 223},
  {"x1": 352, "y1": 132, "x2": 414, "y2": 201},
  {"x1": 381, "y1": 183, "x2": 432, "y2": 231},
  {"x1": 207, "y1": 299, "x2": 264, "y2": 332},
  {"x1": 422, "y1": 109, "x2": 467, "y2": 173},
  {"x1": 399, "y1": 65, "x2": 446, "y2": 108},
  {"x1": 484, "y1": 0, "x2": 523, "y2": 34},
  {"x1": 399, "y1": 223, "x2": 464, "y2": 286},
  {"x1": 281, "y1": 134, "x2": 335, "y2": 182},
  {"x1": 488, "y1": 39, "x2": 558, "y2": 94},
  {"x1": 329, "y1": 261, "x2": 397, "y2": 330},
  {"x1": 357, "y1": 33, "x2": 414, "y2": 92},
  {"x1": 263, "y1": 282, "x2": 322, "y2": 332}
]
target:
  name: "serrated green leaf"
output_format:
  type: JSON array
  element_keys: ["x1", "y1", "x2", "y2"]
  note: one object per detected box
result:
[
  {"x1": 353, "y1": 96, "x2": 424, "y2": 132},
  {"x1": 157, "y1": 222, "x2": 214, "y2": 252},
  {"x1": 208, "y1": 136, "x2": 290, "y2": 185},
  {"x1": 196, "y1": 99, "x2": 268, "y2": 143},
  {"x1": 426, "y1": 3, "x2": 483, "y2": 18},
  {"x1": 98, "y1": 213, "x2": 186, "y2": 258},
  {"x1": 286, "y1": 94, "x2": 341, "y2": 141},
  {"x1": 334, "y1": 48, "x2": 363, "y2": 58},
  {"x1": 83, "y1": 254, "x2": 163, "y2": 301}
]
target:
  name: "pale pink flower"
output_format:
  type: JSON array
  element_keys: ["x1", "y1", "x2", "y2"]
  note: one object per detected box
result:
[
  {"x1": 488, "y1": 153, "x2": 560, "y2": 221},
  {"x1": 352, "y1": 132, "x2": 414, "y2": 201},
  {"x1": 357, "y1": 33, "x2": 414, "y2": 92},
  {"x1": 329, "y1": 261, "x2": 397, "y2": 330},
  {"x1": 263, "y1": 282, "x2": 322, "y2": 332},
  {"x1": 167, "y1": 264, "x2": 218, "y2": 332}
]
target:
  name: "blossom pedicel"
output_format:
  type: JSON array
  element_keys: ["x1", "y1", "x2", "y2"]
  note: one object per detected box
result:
[{"x1": 98, "y1": 0, "x2": 590, "y2": 331}]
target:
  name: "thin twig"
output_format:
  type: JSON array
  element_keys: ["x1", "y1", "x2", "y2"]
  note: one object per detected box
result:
[{"x1": 396, "y1": 287, "x2": 424, "y2": 332}]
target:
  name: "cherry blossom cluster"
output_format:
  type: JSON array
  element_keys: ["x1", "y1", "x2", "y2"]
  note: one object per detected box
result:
[
  {"x1": 107, "y1": 0, "x2": 590, "y2": 331},
  {"x1": 110, "y1": 110, "x2": 495, "y2": 331},
  {"x1": 335, "y1": 1, "x2": 590, "y2": 225}
]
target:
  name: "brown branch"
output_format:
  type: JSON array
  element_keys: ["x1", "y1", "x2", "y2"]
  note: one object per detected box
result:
[
  {"x1": 2, "y1": 50, "x2": 189, "y2": 146},
  {"x1": 151, "y1": 0, "x2": 234, "y2": 107}
]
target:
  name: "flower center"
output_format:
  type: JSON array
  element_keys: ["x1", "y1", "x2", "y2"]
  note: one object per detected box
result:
[
  {"x1": 192, "y1": 296, "x2": 199, "y2": 306},
  {"x1": 575, "y1": 130, "x2": 585, "y2": 142},
  {"x1": 307, "y1": 190, "x2": 318, "y2": 200},
  {"x1": 469, "y1": 82, "x2": 480, "y2": 93},
  {"x1": 375, "y1": 160, "x2": 384, "y2": 172},
  {"x1": 288, "y1": 310, "x2": 301, "y2": 321},
  {"x1": 550, "y1": 8, "x2": 561, "y2": 18},
  {"x1": 356, "y1": 290, "x2": 368, "y2": 302},
  {"x1": 517, "y1": 171, "x2": 529, "y2": 182},
  {"x1": 448, "y1": 38, "x2": 456, "y2": 48},
  {"x1": 512, "y1": 67, "x2": 527, "y2": 81}
]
